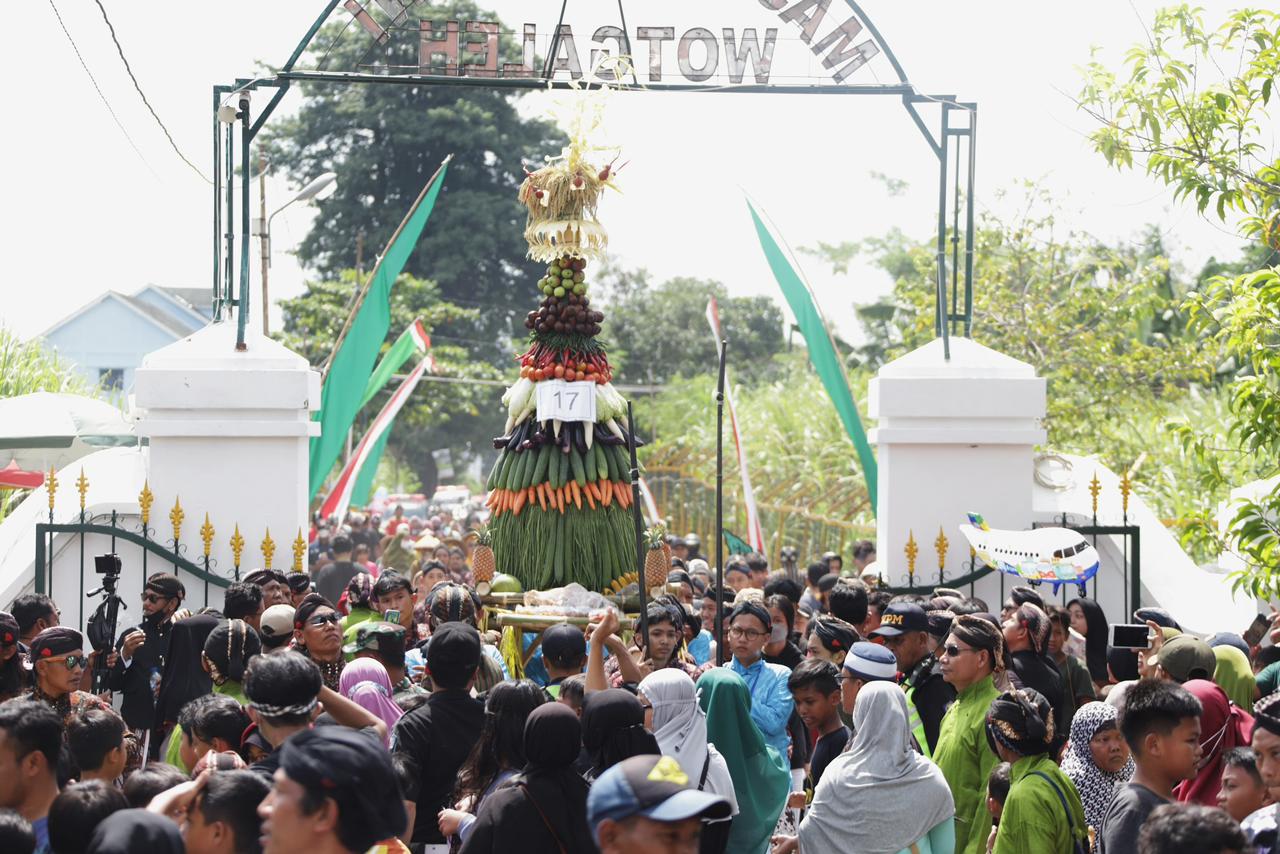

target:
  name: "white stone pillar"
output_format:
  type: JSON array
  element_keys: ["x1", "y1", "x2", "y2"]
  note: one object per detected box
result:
[
  {"x1": 869, "y1": 338, "x2": 1045, "y2": 594},
  {"x1": 134, "y1": 322, "x2": 320, "y2": 592}
]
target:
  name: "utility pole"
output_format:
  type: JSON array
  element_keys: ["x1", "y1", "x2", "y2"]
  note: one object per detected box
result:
[{"x1": 259, "y1": 154, "x2": 270, "y2": 335}]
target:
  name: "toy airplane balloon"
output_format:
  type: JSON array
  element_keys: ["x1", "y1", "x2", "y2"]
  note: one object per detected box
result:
[{"x1": 958, "y1": 513, "x2": 1100, "y2": 593}]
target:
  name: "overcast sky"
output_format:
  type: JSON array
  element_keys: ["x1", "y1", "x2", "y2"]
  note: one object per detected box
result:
[{"x1": 5, "y1": 0, "x2": 1250, "y2": 345}]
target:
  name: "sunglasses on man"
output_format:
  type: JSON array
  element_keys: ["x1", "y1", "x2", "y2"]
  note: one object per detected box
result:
[
  {"x1": 141, "y1": 592, "x2": 170, "y2": 605},
  {"x1": 42, "y1": 654, "x2": 88, "y2": 670}
]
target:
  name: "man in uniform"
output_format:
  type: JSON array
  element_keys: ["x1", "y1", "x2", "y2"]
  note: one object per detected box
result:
[{"x1": 870, "y1": 602, "x2": 955, "y2": 756}]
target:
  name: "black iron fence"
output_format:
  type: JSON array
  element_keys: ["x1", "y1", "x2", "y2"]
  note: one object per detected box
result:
[{"x1": 30, "y1": 473, "x2": 302, "y2": 630}]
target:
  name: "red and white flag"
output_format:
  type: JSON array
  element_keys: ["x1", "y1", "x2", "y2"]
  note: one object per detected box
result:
[
  {"x1": 706, "y1": 298, "x2": 766, "y2": 553},
  {"x1": 319, "y1": 355, "x2": 431, "y2": 521}
]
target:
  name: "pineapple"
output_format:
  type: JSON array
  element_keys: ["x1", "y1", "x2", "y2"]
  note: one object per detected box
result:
[
  {"x1": 653, "y1": 523, "x2": 672, "y2": 566},
  {"x1": 643, "y1": 526, "x2": 668, "y2": 594},
  {"x1": 470, "y1": 526, "x2": 496, "y2": 594}
]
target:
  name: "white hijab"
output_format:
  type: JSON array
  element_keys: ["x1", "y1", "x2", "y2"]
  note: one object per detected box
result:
[
  {"x1": 638, "y1": 669, "x2": 737, "y2": 813},
  {"x1": 798, "y1": 681, "x2": 954, "y2": 854}
]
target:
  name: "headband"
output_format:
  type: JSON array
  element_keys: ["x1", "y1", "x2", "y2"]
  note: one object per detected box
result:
[{"x1": 248, "y1": 696, "x2": 320, "y2": 718}]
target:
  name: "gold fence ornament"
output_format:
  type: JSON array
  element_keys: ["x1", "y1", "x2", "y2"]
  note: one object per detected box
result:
[
  {"x1": 170, "y1": 497, "x2": 185, "y2": 544},
  {"x1": 1089, "y1": 472, "x2": 1101, "y2": 517},
  {"x1": 200, "y1": 513, "x2": 215, "y2": 558},
  {"x1": 1119, "y1": 470, "x2": 1133, "y2": 517},
  {"x1": 905, "y1": 531, "x2": 919, "y2": 579},
  {"x1": 46, "y1": 467, "x2": 58, "y2": 511},
  {"x1": 138, "y1": 481, "x2": 154, "y2": 527},
  {"x1": 230, "y1": 525, "x2": 245, "y2": 568},
  {"x1": 76, "y1": 468, "x2": 89, "y2": 512},
  {"x1": 261, "y1": 528, "x2": 276, "y2": 570},
  {"x1": 292, "y1": 529, "x2": 306, "y2": 573},
  {"x1": 934, "y1": 527, "x2": 949, "y2": 570}
]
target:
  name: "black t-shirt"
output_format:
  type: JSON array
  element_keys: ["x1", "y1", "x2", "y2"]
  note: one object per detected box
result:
[
  {"x1": 1098, "y1": 783, "x2": 1168, "y2": 854},
  {"x1": 391, "y1": 688, "x2": 486, "y2": 844},
  {"x1": 809, "y1": 725, "x2": 851, "y2": 788},
  {"x1": 764, "y1": 642, "x2": 804, "y2": 671},
  {"x1": 313, "y1": 560, "x2": 360, "y2": 604},
  {"x1": 1008, "y1": 650, "x2": 1067, "y2": 740}
]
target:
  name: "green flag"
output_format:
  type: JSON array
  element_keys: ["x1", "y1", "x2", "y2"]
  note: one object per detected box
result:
[
  {"x1": 309, "y1": 159, "x2": 450, "y2": 501},
  {"x1": 746, "y1": 199, "x2": 878, "y2": 511},
  {"x1": 724, "y1": 529, "x2": 754, "y2": 556},
  {"x1": 350, "y1": 325, "x2": 434, "y2": 507},
  {"x1": 359, "y1": 319, "x2": 431, "y2": 410}
]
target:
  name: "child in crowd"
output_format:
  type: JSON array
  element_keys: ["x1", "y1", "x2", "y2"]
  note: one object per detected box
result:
[
  {"x1": 985, "y1": 762, "x2": 1011, "y2": 854},
  {"x1": 557, "y1": 674, "x2": 586, "y2": 715},
  {"x1": 1218, "y1": 747, "x2": 1273, "y2": 823},
  {"x1": 787, "y1": 659, "x2": 848, "y2": 789},
  {"x1": 1097, "y1": 679, "x2": 1203, "y2": 853}
]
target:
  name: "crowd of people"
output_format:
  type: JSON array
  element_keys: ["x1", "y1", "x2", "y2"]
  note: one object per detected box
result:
[{"x1": 0, "y1": 517, "x2": 1278, "y2": 854}]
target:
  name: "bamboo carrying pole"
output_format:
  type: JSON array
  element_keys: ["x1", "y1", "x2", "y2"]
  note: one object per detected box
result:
[{"x1": 491, "y1": 612, "x2": 638, "y2": 632}]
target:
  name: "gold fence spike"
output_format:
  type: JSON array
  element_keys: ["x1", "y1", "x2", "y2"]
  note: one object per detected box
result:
[
  {"x1": 200, "y1": 513, "x2": 215, "y2": 558},
  {"x1": 76, "y1": 468, "x2": 89, "y2": 512},
  {"x1": 139, "y1": 481, "x2": 154, "y2": 527},
  {"x1": 1089, "y1": 472, "x2": 1101, "y2": 516},
  {"x1": 905, "y1": 530, "x2": 919, "y2": 578},
  {"x1": 46, "y1": 467, "x2": 58, "y2": 512},
  {"x1": 1119, "y1": 470, "x2": 1133, "y2": 516},
  {"x1": 261, "y1": 528, "x2": 276, "y2": 570},
  {"x1": 934, "y1": 526, "x2": 949, "y2": 570},
  {"x1": 230, "y1": 525, "x2": 245, "y2": 568},
  {"x1": 292, "y1": 528, "x2": 306, "y2": 573},
  {"x1": 169, "y1": 497, "x2": 185, "y2": 544}
]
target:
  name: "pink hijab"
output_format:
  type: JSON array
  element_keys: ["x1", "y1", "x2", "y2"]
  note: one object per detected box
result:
[
  {"x1": 338, "y1": 658, "x2": 403, "y2": 747},
  {"x1": 1174, "y1": 679, "x2": 1254, "y2": 806}
]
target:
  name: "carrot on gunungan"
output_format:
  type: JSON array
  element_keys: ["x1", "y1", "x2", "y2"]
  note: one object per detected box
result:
[{"x1": 571, "y1": 481, "x2": 582, "y2": 510}]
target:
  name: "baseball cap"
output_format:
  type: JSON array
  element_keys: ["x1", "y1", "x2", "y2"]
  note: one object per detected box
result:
[
  {"x1": 870, "y1": 603, "x2": 928, "y2": 638},
  {"x1": 587, "y1": 754, "x2": 730, "y2": 843},
  {"x1": 541, "y1": 623, "x2": 587, "y2": 667},
  {"x1": 842, "y1": 641, "x2": 898, "y2": 682},
  {"x1": 1150, "y1": 635, "x2": 1216, "y2": 683},
  {"x1": 343, "y1": 621, "x2": 407, "y2": 657},
  {"x1": 259, "y1": 604, "x2": 296, "y2": 645}
]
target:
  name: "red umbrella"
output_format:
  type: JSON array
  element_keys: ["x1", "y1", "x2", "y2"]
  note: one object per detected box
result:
[{"x1": 0, "y1": 459, "x2": 44, "y2": 489}]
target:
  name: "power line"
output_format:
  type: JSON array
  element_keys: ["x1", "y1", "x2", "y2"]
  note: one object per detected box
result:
[
  {"x1": 45, "y1": 0, "x2": 159, "y2": 179},
  {"x1": 90, "y1": 0, "x2": 211, "y2": 184}
]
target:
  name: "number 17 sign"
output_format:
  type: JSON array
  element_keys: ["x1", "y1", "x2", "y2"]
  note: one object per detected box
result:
[{"x1": 536, "y1": 380, "x2": 597, "y2": 423}]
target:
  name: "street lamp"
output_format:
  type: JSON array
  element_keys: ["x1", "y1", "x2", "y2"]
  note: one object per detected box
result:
[{"x1": 255, "y1": 169, "x2": 337, "y2": 334}]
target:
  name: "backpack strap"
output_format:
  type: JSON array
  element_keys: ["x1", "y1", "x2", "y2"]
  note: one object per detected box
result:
[
  {"x1": 517, "y1": 783, "x2": 569, "y2": 854},
  {"x1": 698, "y1": 751, "x2": 711, "y2": 791},
  {"x1": 1030, "y1": 771, "x2": 1086, "y2": 845}
]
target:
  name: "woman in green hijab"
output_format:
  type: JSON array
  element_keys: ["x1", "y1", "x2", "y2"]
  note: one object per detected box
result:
[
  {"x1": 697, "y1": 668, "x2": 790, "y2": 854},
  {"x1": 1213, "y1": 644, "x2": 1256, "y2": 713}
]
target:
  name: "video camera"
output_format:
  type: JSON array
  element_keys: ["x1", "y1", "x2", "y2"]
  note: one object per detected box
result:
[{"x1": 87, "y1": 553, "x2": 126, "y2": 693}]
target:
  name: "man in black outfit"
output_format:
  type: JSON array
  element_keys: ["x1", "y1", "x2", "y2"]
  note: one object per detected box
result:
[
  {"x1": 312, "y1": 535, "x2": 358, "y2": 604},
  {"x1": 871, "y1": 602, "x2": 956, "y2": 756},
  {"x1": 390, "y1": 621, "x2": 485, "y2": 847},
  {"x1": 1001, "y1": 602, "x2": 1067, "y2": 739},
  {"x1": 109, "y1": 573, "x2": 183, "y2": 756}
]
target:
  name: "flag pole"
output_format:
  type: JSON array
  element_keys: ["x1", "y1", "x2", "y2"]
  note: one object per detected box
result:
[
  {"x1": 627, "y1": 401, "x2": 649, "y2": 655},
  {"x1": 320, "y1": 154, "x2": 452, "y2": 381},
  {"x1": 714, "y1": 338, "x2": 727, "y2": 666}
]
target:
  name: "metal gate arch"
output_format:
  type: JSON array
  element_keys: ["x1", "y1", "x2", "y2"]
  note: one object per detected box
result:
[{"x1": 209, "y1": 0, "x2": 978, "y2": 359}]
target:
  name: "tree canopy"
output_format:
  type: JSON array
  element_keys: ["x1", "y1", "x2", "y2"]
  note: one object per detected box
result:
[
  {"x1": 264, "y1": 1, "x2": 567, "y2": 360},
  {"x1": 1079, "y1": 4, "x2": 1280, "y2": 596}
]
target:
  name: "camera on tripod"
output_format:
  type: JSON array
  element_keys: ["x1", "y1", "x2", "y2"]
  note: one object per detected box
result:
[{"x1": 87, "y1": 553, "x2": 125, "y2": 694}]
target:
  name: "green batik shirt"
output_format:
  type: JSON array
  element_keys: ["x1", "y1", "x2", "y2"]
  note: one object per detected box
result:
[
  {"x1": 932, "y1": 674, "x2": 1000, "y2": 854},
  {"x1": 993, "y1": 753, "x2": 1088, "y2": 854}
]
